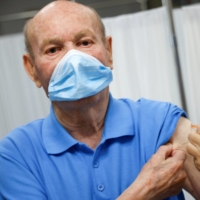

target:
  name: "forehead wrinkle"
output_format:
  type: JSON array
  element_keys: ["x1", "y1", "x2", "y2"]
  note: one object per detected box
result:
[
  {"x1": 27, "y1": 1, "x2": 104, "y2": 55},
  {"x1": 72, "y1": 29, "x2": 96, "y2": 40},
  {"x1": 40, "y1": 37, "x2": 65, "y2": 51}
]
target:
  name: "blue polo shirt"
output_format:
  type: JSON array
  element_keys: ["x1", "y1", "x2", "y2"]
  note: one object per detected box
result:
[{"x1": 0, "y1": 95, "x2": 186, "y2": 200}]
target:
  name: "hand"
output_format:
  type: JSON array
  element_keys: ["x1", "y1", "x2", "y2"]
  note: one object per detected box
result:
[
  {"x1": 187, "y1": 125, "x2": 200, "y2": 171},
  {"x1": 118, "y1": 144, "x2": 186, "y2": 200}
]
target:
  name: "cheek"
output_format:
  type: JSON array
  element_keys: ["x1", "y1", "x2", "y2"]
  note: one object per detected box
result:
[
  {"x1": 99, "y1": 54, "x2": 110, "y2": 67},
  {"x1": 91, "y1": 49, "x2": 109, "y2": 66},
  {"x1": 35, "y1": 61, "x2": 56, "y2": 90}
]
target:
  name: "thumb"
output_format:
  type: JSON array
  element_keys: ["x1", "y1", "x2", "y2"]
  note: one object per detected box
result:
[
  {"x1": 156, "y1": 143, "x2": 173, "y2": 160},
  {"x1": 171, "y1": 149, "x2": 186, "y2": 161}
]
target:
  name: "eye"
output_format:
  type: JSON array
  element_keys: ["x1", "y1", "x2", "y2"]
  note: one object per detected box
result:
[
  {"x1": 46, "y1": 47, "x2": 62, "y2": 55},
  {"x1": 77, "y1": 40, "x2": 93, "y2": 47},
  {"x1": 81, "y1": 41, "x2": 90, "y2": 46}
]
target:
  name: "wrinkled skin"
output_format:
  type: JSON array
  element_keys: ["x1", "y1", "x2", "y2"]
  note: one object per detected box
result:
[
  {"x1": 187, "y1": 125, "x2": 200, "y2": 171},
  {"x1": 118, "y1": 144, "x2": 186, "y2": 200}
]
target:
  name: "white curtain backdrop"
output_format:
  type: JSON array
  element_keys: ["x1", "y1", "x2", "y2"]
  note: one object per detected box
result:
[
  {"x1": 0, "y1": 34, "x2": 50, "y2": 139},
  {"x1": 103, "y1": 7, "x2": 182, "y2": 106},
  {"x1": 174, "y1": 4, "x2": 200, "y2": 124}
]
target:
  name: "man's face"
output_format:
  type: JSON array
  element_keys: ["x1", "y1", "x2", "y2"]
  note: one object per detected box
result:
[{"x1": 28, "y1": 3, "x2": 113, "y2": 95}]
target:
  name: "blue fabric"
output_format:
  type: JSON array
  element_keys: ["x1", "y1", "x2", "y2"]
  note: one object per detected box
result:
[{"x1": 0, "y1": 95, "x2": 186, "y2": 200}]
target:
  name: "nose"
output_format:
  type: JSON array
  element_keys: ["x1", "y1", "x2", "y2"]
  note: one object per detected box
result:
[{"x1": 65, "y1": 42, "x2": 77, "y2": 54}]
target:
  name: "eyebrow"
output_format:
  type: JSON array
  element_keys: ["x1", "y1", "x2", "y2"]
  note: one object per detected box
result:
[
  {"x1": 72, "y1": 29, "x2": 96, "y2": 41},
  {"x1": 40, "y1": 37, "x2": 65, "y2": 53},
  {"x1": 39, "y1": 29, "x2": 96, "y2": 53}
]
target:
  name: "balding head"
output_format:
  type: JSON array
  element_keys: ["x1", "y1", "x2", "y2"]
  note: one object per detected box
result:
[
  {"x1": 24, "y1": 1, "x2": 105, "y2": 59},
  {"x1": 23, "y1": 0, "x2": 113, "y2": 93}
]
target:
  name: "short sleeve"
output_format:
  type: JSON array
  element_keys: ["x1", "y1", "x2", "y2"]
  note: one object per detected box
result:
[{"x1": 124, "y1": 98, "x2": 187, "y2": 162}]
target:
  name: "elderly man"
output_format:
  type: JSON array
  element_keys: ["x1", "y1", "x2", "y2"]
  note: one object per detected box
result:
[{"x1": 0, "y1": 1, "x2": 200, "y2": 200}]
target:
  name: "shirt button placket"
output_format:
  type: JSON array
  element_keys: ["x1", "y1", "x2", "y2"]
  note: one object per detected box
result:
[{"x1": 93, "y1": 161, "x2": 105, "y2": 193}]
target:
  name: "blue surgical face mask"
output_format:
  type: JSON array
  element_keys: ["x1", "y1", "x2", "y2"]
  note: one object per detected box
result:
[{"x1": 48, "y1": 49, "x2": 113, "y2": 101}]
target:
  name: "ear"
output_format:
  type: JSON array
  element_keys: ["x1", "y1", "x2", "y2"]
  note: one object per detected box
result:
[
  {"x1": 105, "y1": 36, "x2": 113, "y2": 69},
  {"x1": 23, "y1": 54, "x2": 42, "y2": 88}
]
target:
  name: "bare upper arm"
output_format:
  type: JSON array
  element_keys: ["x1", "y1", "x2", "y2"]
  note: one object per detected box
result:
[{"x1": 169, "y1": 117, "x2": 200, "y2": 199}]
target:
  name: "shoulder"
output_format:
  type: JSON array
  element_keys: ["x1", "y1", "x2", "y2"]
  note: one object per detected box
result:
[
  {"x1": 121, "y1": 97, "x2": 176, "y2": 109},
  {"x1": 116, "y1": 97, "x2": 187, "y2": 150},
  {"x1": 0, "y1": 119, "x2": 44, "y2": 156},
  {"x1": 120, "y1": 97, "x2": 186, "y2": 119}
]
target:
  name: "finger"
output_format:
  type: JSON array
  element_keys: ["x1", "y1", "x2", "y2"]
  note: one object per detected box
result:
[
  {"x1": 188, "y1": 132, "x2": 200, "y2": 147},
  {"x1": 196, "y1": 126, "x2": 200, "y2": 134},
  {"x1": 194, "y1": 158, "x2": 200, "y2": 171},
  {"x1": 186, "y1": 142, "x2": 200, "y2": 158},
  {"x1": 156, "y1": 144, "x2": 173, "y2": 160},
  {"x1": 169, "y1": 177, "x2": 186, "y2": 196},
  {"x1": 163, "y1": 151, "x2": 186, "y2": 175},
  {"x1": 164, "y1": 169, "x2": 186, "y2": 197},
  {"x1": 176, "y1": 167, "x2": 187, "y2": 180},
  {"x1": 148, "y1": 145, "x2": 173, "y2": 166},
  {"x1": 191, "y1": 124, "x2": 200, "y2": 134},
  {"x1": 171, "y1": 149, "x2": 186, "y2": 161},
  {"x1": 169, "y1": 166, "x2": 186, "y2": 186}
]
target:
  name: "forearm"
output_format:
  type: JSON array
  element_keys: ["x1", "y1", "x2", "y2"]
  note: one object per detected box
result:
[{"x1": 116, "y1": 180, "x2": 150, "y2": 200}]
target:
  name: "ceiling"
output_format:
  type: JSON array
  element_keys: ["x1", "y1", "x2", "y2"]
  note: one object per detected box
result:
[
  {"x1": 0, "y1": 0, "x2": 142, "y2": 35},
  {"x1": 0, "y1": 0, "x2": 199, "y2": 35}
]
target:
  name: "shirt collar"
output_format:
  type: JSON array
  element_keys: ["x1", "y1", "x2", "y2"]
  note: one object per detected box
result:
[
  {"x1": 102, "y1": 94, "x2": 135, "y2": 141},
  {"x1": 42, "y1": 106, "x2": 78, "y2": 154},
  {"x1": 42, "y1": 94, "x2": 135, "y2": 154}
]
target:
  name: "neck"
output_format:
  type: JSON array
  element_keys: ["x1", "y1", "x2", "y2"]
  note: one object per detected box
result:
[{"x1": 52, "y1": 89, "x2": 109, "y2": 149}]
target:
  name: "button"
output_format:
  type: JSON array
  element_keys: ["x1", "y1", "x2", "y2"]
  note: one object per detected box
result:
[
  {"x1": 97, "y1": 184, "x2": 104, "y2": 191},
  {"x1": 93, "y1": 162, "x2": 99, "y2": 168}
]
